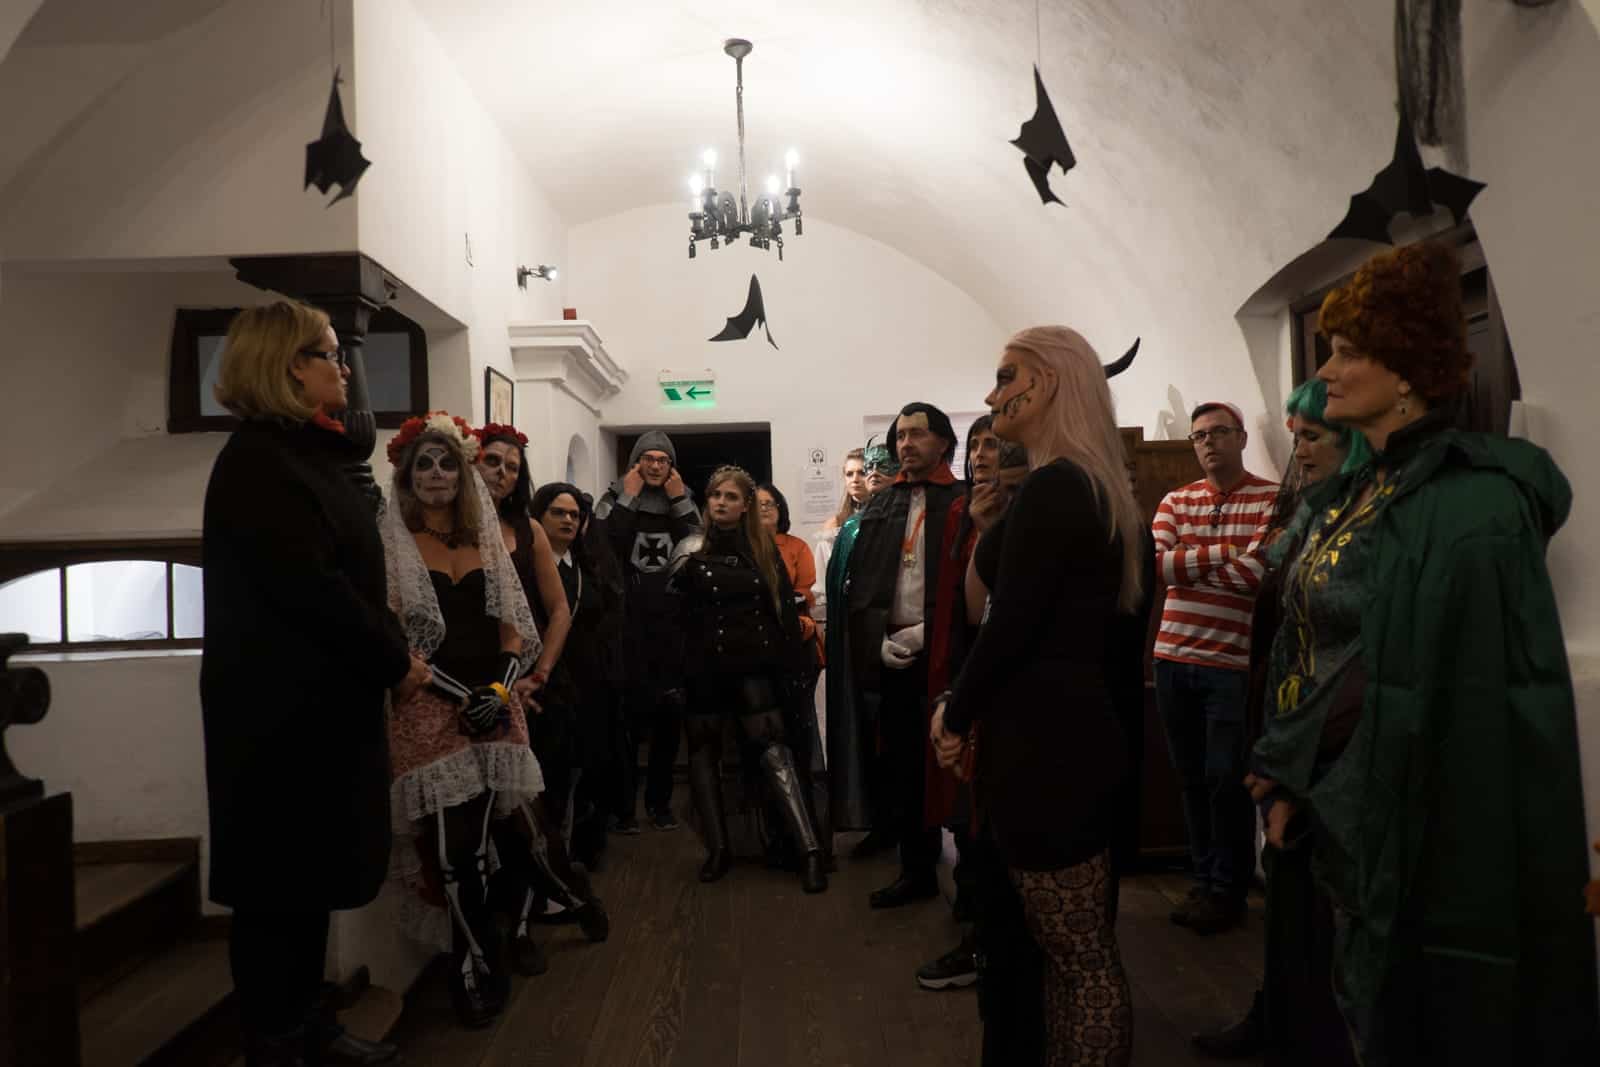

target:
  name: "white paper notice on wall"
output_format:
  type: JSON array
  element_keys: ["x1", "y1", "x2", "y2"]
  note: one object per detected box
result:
[{"x1": 799, "y1": 464, "x2": 838, "y2": 526}]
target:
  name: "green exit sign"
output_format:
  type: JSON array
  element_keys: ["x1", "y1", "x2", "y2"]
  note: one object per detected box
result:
[{"x1": 659, "y1": 376, "x2": 716, "y2": 407}]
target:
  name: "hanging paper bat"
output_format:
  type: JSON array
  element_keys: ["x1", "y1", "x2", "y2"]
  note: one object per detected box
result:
[
  {"x1": 1327, "y1": 103, "x2": 1484, "y2": 244},
  {"x1": 1011, "y1": 65, "x2": 1077, "y2": 206},
  {"x1": 1103, "y1": 338, "x2": 1139, "y2": 379},
  {"x1": 709, "y1": 274, "x2": 778, "y2": 349},
  {"x1": 305, "y1": 68, "x2": 370, "y2": 206}
]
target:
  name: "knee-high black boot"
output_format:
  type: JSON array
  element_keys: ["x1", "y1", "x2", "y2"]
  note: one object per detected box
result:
[
  {"x1": 758, "y1": 743, "x2": 828, "y2": 894},
  {"x1": 687, "y1": 724, "x2": 731, "y2": 882}
]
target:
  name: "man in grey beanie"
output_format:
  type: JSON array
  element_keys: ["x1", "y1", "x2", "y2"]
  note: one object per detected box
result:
[{"x1": 594, "y1": 431, "x2": 701, "y2": 831}]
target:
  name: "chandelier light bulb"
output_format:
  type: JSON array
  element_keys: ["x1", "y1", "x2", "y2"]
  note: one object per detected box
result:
[
  {"x1": 690, "y1": 174, "x2": 705, "y2": 196},
  {"x1": 765, "y1": 174, "x2": 780, "y2": 196},
  {"x1": 702, "y1": 148, "x2": 717, "y2": 169},
  {"x1": 785, "y1": 148, "x2": 799, "y2": 169}
]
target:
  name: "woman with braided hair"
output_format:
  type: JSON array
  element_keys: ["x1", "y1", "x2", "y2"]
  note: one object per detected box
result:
[
  {"x1": 670, "y1": 466, "x2": 829, "y2": 893},
  {"x1": 380, "y1": 413, "x2": 545, "y2": 1029}
]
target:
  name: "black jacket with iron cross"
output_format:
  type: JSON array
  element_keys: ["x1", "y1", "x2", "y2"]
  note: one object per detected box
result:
[{"x1": 596, "y1": 481, "x2": 701, "y2": 686}]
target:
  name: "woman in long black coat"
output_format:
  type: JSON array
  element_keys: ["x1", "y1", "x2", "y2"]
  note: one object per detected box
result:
[{"x1": 201, "y1": 300, "x2": 426, "y2": 1067}]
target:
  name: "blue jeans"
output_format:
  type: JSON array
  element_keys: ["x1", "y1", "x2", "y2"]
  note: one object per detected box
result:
[{"x1": 1153, "y1": 659, "x2": 1255, "y2": 900}]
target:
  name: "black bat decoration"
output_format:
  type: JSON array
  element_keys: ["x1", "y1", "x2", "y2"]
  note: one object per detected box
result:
[
  {"x1": 709, "y1": 274, "x2": 777, "y2": 349},
  {"x1": 1327, "y1": 104, "x2": 1485, "y2": 244},
  {"x1": 305, "y1": 68, "x2": 370, "y2": 206},
  {"x1": 1011, "y1": 65, "x2": 1077, "y2": 206},
  {"x1": 1103, "y1": 338, "x2": 1139, "y2": 379}
]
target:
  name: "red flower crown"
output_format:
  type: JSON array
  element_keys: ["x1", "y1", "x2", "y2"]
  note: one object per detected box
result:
[
  {"x1": 387, "y1": 411, "x2": 480, "y2": 466},
  {"x1": 475, "y1": 422, "x2": 528, "y2": 449}
]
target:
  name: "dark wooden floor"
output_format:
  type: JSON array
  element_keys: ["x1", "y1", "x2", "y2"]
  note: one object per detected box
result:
[{"x1": 390, "y1": 798, "x2": 1264, "y2": 1066}]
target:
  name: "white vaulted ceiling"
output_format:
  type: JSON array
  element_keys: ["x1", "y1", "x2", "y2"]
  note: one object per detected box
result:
[{"x1": 409, "y1": 0, "x2": 1395, "y2": 333}]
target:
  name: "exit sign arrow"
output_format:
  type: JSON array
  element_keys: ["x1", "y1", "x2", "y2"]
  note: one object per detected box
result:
[{"x1": 686, "y1": 385, "x2": 710, "y2": 400}]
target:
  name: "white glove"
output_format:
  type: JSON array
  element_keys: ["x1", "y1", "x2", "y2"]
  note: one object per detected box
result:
[{"x1": 881, "y1": 623, "x2": 925, "y2": 669}]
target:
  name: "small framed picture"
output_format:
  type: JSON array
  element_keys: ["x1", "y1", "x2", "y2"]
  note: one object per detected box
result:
[{"x1": 485, "y1": 366, "x2": 514, "y2": 426}]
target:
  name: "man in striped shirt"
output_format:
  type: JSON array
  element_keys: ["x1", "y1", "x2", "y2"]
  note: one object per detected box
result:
[{"x1": 1151, "y1": 401, "x2": 1278, "y2": 935}]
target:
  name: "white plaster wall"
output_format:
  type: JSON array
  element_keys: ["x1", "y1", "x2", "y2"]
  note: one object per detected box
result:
[
  {"x1": 567, "y1": 206, "x2": 1280, "y2": 529},
  {"x1": 1460, "y1": 1, "x2": 1600, "y2": 947},
  {"x1": 0, "y1": 268, "x2": 265, "y2": 536},
  {"x1": 0, "y1": 0, "x2": 359, "y2": 261},
  {"x1": 8, "y1": 653, "x2": 210, "y2": 889},
  {"x1": 515, "y1": 379, "x2": 606, "y2": 495},
  {"x1": 568, "y1": 208, "x2": 1012, "y2": 526},
  {"x1": 352, "y1": 0, "x2": 568, "y2": 438}
]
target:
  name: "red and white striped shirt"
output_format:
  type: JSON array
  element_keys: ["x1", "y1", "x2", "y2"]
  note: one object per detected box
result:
[{"x1": 1151, "y1": 474, "x2": 1278, "y2": 671}]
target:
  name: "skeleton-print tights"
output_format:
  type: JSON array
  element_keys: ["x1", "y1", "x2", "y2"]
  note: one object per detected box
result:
[{"x1": 1010, "y1": 852, "x2": 1133, "y2": 1067}]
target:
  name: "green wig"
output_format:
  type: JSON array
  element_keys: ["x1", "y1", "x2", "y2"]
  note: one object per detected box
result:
[{"x1": 1285, "y1": 378, "x2": 1371, "y2": 473}]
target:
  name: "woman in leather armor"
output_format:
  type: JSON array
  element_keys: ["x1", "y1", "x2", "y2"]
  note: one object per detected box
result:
[{"x1": 669, "y1": 466, "x2": 829, "y2": 893}]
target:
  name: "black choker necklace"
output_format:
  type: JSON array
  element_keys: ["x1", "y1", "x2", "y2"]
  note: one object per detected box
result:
[{"x1": 422, "y1": 525, "x2": 456, "y2": 544}]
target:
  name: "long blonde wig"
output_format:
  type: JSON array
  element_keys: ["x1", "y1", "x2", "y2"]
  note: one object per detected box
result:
[
  {"x1": 701, "y1": 465, "x2": 785, "y2": 615},
  {"x1": 1004, "y1": 326, "x2": 1145, "y2": 613}
]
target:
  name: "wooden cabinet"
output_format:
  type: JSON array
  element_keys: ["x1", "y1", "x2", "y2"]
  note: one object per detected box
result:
[{"x1": 1121, "y1": 428, "x2": 1202, "y2": 858}]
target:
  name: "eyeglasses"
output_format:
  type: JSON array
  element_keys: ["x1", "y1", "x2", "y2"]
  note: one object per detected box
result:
[
  {"x1": 299, "y1": 346, "x2": 348, "y2": 368},
  {"x1": 757, "y1": 501, "x2": 779, "y2": 512},
  {"x1": 637, "y1": 454, "x2": 672, "y2": 468},
  {"x1": 1187, "y1": 426, "x2": 1238, "y2": 445},
  {"x1": 544, "y1": 506, "x2": 581, "y2": 521}
]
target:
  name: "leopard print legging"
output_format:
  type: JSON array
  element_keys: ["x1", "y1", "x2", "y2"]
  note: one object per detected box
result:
[{"x1": 1011, "y1": 852, "x2": 1133, "y2": 1066}]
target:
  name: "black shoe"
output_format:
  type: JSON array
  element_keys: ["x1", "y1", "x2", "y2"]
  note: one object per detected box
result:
[
  {"x1": 609, "y1": 815, "x2": 641, "y2": 835},
  {"x1": 648, "y1": 806, "x2": 680, "y2": 831},
  {"x1": 1192, "y1": 989, "x2": 1266, "y2": 1059},
  {"x1": 1170, "y1": 885, "x2": 1209, "y2": 927},
  {"x1": 916, "y1": 938, "x2": 978, "y2": 990},
  {"x1": 315, "y1": 1026, "x2": 400, "y2": 1064},
  {"x1": 1187, "y1": 893, "x2": 1247, "y2": 936},
  {"x1": 573, "y1": 899, "x2": 611, "y2": 942},
  {"x1": 699, "y1": 848, "x2": 732, "y2": 883},
  {"x1": 448, "y1": 968, "x2": 500, "y2": 1030},
  {"x1": 849, "y1": 829, "x2": 900, "y2": 859},
  {"x1": 869, "y1": 873, "x2": 940, "y2": 909},
  {"x1": 246, "y1": 1028, "x2": 310, "y2": 1067},
  {"x1": 801, "y1": 851, "x2": 828, "y2": 894},
  {"x1": 509, "y1": 933, "x2": 548, "y2": 977}
]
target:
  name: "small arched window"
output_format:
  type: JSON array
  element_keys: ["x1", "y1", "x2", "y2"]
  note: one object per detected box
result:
[{"x1": 0, "y1": 541, "x2": 203, "y2": 652}]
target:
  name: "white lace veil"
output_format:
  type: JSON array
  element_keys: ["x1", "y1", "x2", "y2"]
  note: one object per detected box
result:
[{"x1": 380, "y1": 443, "x2": 542, "y2": 675}]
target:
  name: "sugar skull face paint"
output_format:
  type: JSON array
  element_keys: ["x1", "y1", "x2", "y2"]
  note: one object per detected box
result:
[{"x1": 412, "y1": 440, "x2": 461, "y2": 507}]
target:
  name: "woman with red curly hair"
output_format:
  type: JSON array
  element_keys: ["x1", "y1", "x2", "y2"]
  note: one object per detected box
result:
[{"x1": 1249, "y1": 242, "x2": 1598, "y2": 1064}]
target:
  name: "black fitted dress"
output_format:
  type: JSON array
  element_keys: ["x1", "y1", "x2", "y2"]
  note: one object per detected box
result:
[{"x1": 942, "y1": 458, "x2": 1127, "y2": 872}]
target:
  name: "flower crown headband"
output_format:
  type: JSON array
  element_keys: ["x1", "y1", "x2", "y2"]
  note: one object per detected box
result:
[
  {"x1": 387, "y1": 411, "x2": 480, "y2": 466},
  {"x1": 475, "y1": 422, "x2": 528, "y2": 449}
]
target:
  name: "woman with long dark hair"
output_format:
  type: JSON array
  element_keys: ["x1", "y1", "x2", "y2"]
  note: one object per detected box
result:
[
  {"x1": 672, "y1": 466, "x2": 829, "y2": 893},
  {"x1": 933, "y1": 326, "x2": 1145, "y2": 1065}
]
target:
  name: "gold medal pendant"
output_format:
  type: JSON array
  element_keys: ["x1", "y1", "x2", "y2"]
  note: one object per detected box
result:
[{"x1": 902, "y1": 553, "x2": 917, "y2": 568}]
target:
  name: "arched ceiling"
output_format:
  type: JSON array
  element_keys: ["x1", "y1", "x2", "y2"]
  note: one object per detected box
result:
[{"x1": 410, "y1": 0, "x2": 1396, "y2": 336}]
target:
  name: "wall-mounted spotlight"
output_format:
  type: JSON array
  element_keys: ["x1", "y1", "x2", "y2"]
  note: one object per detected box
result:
[{"x1": 516, "y1": 264, "x2": 558, "y2": 288}]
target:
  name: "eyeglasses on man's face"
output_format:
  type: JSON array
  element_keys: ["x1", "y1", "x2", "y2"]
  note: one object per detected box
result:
[
  {"x1": 638, "y1": 453, "x2": 672, "y2": 468},
  {"x1": 1187, "y1": 426, "x2": 1238, "y2": 445}
]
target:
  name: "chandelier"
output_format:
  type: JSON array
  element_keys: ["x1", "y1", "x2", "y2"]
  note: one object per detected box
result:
[{"x1": 687, "y1": 39, "x2": 802, "y2": 260}]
